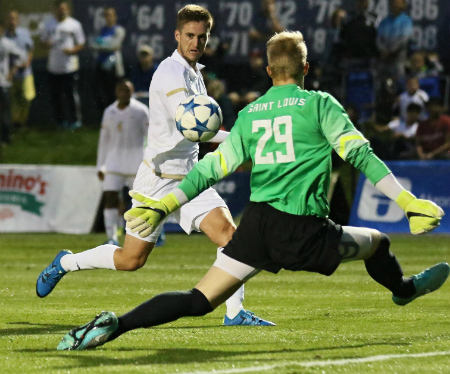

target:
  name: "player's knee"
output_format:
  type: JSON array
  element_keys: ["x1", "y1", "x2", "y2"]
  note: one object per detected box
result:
[
  {"x1": 216, "y1": 223, "x2": 236, "y2": 247},
  {"x1": 116, "y1": 253, "x2": 148, "y2": 271},
  {"x1": 368, "y1": 231, "x2": 390, "y2": 260},
  {"x1": 187, "y1": 288, "x2": 213, "y2": 316},
  {"x1": 376, "y1": 232, "x2": 390, "y2": 253}
]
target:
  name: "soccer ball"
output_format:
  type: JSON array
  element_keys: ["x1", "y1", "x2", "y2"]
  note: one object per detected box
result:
[{"x1": 175, "y1": 94, "x2": 223, "y2": 142}]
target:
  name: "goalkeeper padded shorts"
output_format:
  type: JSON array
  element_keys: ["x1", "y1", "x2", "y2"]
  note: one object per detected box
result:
[{"x1": 222, "y1": 202, "x2": 343, "y2": 276}]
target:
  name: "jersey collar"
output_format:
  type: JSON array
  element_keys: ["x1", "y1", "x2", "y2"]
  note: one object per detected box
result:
[{"x1": 171, "y1": 49, "x2": 205, "y2": 75}]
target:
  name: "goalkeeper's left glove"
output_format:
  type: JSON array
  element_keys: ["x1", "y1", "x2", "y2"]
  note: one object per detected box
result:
[
  {"x1": 124, "y1": 190, "x2": 180, "y2": 238},
  {"x1": 395, "y1": 190, "x2": 445, "y2": 235}
]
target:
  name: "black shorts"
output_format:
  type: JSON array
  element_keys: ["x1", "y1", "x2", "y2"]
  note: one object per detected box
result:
[{"x1": 222, "y1": 202, "x2": 343, "y2": 276}]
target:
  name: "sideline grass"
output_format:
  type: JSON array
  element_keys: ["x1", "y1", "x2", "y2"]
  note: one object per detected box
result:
[
  {"x1": 2, "y1": 128, "x2": 99, "y2": 165},
  {"x1": 1, "y1": 233, "x2": 449, "y2": 374}
]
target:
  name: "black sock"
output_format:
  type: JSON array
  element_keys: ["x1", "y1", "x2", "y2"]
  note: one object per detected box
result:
[
  {"x1": 108, "y1": 288, "x2": 212, "y2": 342},
  {"x1": 364, "y1": 233, "x2": 415, "y2": 298}
]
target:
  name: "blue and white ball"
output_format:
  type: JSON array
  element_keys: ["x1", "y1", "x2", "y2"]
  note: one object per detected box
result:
[{"x1": 175, "y1": 94, "x2": 223, "y2": 142}]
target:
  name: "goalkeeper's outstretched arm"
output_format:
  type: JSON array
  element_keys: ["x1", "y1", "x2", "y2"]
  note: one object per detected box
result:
[
  {"x1": 343, "y1": 142, "x2": 444, "y2": 235},
  {"x1": 374, "y1": 173, "x2": 444, "y2": 235}
]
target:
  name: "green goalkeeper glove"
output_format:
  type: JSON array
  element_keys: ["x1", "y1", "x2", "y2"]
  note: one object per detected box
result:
[
  {"x1": 395, "y1": 190, "x2": 445, "y2": 235},
  {"x1": 124, "y1": 190, "x2": 180, "y2": 238}
]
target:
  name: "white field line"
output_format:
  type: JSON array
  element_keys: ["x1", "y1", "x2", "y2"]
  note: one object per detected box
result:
[{"x1": 172, "y1": 350, "x2": 450, "y2": 374}]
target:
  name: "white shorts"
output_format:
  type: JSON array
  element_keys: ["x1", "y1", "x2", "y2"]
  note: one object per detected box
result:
[
  {"x1": 126, "y1": 162, "x2": 228, "y2": 243},
  {"x1": 103, "y1": 173, "x2": 135, "y2": 192}
]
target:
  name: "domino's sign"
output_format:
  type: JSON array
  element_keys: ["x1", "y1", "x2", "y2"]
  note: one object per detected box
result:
[{"x1": 349, "y1": 161, "x2": 450, "y2": 233}]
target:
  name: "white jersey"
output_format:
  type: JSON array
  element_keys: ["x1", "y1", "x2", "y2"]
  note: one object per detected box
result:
[
  {"x1": 41, "y1": 16, "x2": 85, "y2": 74},
  {"x1": 144, "y1": 50, "x2": 207, "y2": 176},
  {"x1": 97, "y1": 98, "x2": 149, "y2": 175}
]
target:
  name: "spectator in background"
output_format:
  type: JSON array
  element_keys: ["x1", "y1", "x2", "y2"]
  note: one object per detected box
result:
[
  {"x1": 416, "y1": 98, "x2": 450, "y2": 160},
  {"x1": 395, "y1": 76, "x2": 429, "y2": 122},
  {"x1": 406, "y1": 51, "x2": 443, "y2": 80},
  {"x1": 130, "y1": 45, "x2": 157, "y2": 107},
  {"x1": 5, "y1": 10, "x2": 35, "y2": 129},
  {"x1": 0, "y1": 20, "x2": 24, "y2": 146},
  {"x1": 228, "y1": 48, "x2": 271, "y2": 111},
  {"x1": 323, "y1": 8, "x2": 346, "y2": 69},
  {"x1": 366, "y1": 103, "x2": 421, "y2": 160},
  {"x1": 376, "y1": 0, "x2": 413, "y2": 84},
  {"x1": 89, "y1": 7, "x2": 126, "y2": 111},
  {"x1": 200, "y1": 20, "x2": 228, "y2": 79},
  {"x1": 40, "y1": 0, "x2": 85, "y2": 129},
  {"x1": 207, "y1": 79, "x2": 236, "y2": 131},
  {"x1": 340, "y1": 0, "x2": 378, "y2": 70},
  {"x1": 388, "y1": 103, "x2": 421, "y2": 159},
  {"x1": 320, "y1": 8, "x2": 346, "y2": 100},
  {"x1": 248, "y1": 0, "x2": 284, "y2": 52}
]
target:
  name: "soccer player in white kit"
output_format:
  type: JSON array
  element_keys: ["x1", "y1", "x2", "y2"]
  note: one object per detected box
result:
[
  {"x1": 97, "y1": 79, "x2": 148, "y2": 245},
  {"x1": 36, "y1": 5, "x2": 273, "y2": 326}
]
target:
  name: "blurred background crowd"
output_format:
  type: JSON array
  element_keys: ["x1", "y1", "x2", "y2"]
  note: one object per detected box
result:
[{"x1": 1, "y1": 0, "x2": 450, "y2": 164}]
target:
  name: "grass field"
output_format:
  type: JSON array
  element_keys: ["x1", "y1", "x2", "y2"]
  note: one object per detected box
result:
[
  {"x1": 1, "y1": 232, "x2": 449, "y2": 374},
  {"x1": 2, "y1": 128, "x2": 99, "y2": 165}
]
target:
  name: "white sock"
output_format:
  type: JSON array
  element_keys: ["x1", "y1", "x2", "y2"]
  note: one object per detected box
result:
[
  {"x1": 226, "y1": 284, "x2": 244, "y2": 319},
  {"x1": 217, "y1": 247, "x2": 245, "y2": 319},
  {"x1": 104, "y1": 208, "x2": 119, "y2": 241},
  {"x1": 60, "y1": 244, "x2": 118, "y2": 271}
]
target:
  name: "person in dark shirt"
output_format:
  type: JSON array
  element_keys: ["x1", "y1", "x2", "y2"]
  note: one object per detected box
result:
[
  {"x1": 416, "y1": 98, "x2": 450, "y2": 160},
  {"x1": 340, "y1": 0, "x2": 378, "y2": 69},
  {"x1": 130, "y1": 45, "x2": 157, "y2": 107}
]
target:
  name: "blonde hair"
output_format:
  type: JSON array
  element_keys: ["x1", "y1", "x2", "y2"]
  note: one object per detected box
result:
[
  {"x1": 177, "y1": 4, "x2": 213, "y2": 31},
  {"x1": 266, "y1": 31, "x2": 307, "y2": 80}
]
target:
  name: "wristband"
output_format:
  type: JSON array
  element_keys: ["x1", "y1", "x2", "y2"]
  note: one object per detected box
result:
[{"x1": 395, "y1": 190, "x2": 416, "y2": 210}]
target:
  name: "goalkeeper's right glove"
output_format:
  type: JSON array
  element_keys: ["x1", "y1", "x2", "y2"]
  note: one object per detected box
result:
[
  {"x1": 395, "y1": 190, "x2": 445, "y2": 235},
  {"x1": 124, "y1": 190, "x2": 180, "y2": 238}
]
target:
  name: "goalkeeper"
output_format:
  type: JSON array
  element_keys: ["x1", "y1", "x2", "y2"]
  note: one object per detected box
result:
[{"x1": 58, "y1": 30, "x2": 448, "y2": 350}]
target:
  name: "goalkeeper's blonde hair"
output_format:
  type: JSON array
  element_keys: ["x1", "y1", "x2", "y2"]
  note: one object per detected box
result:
[{"x1": 266, "y1": 31, "x2": 308, "y2": 80}]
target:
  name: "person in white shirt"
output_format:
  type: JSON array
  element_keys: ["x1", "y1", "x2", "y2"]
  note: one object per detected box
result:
[
  {"x1": 40, "y1": 0, "x2": 85, "y2": 129},
  {"x1": 395, "y1": 76, "x2": 429, "y2": 122},
  {"x1": 372, "y1": 102, "x2": 421, "y2": 160},
  {"x1": 37, "y1": 5, "x2": 273, "y2": 327},
  {"x1": 97, "y1": 79, "x2": 148, "y2": 245},
  {"x1": 5, "y1": 10, "x2": 36, "y2": 129},
  {"x1": 0, "y1": 20, "x2": 25, "y2": 146}
]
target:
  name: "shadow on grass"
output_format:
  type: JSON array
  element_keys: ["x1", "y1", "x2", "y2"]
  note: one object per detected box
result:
[
  {"x1": 1, "y1": 322, "x2": 75, "y2": 336},
  {"x1": 16, "y1": 342, "x2": 411, "y2": 370}
]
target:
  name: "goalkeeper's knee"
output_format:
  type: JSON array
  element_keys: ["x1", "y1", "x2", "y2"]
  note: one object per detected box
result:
[{"x1": 365, "y1": 232, "x2": 390, "y2": 262}]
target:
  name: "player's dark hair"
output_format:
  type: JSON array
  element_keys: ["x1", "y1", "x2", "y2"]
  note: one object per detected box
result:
[
  {"x1": 116, "y1": 78, "x2": 133, "y2": 88},
  {"x1": 406, "y1": 103, "x2": 422, "y2": 113},
  {"x1": 104, "y1": 6, "x2": 116, "y2": 14},
  {"x1": 176, "y1": 5, "x2": 213, "y2": 31},
  {"x1": 53, "y1": 0, "x2": 69, "y2": 8},
  {"x1": 267, "y1": 31, "x2": 308, "y2": 80}
]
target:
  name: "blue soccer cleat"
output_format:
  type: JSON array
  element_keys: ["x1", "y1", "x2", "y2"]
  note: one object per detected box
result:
[
  {"x1": 223, "y1": 309, "x2": 275, "y2": 326},
  {"x1": 392, "y1": 262, "x2": 450, "y2": 306},
  {"x1": 57, "y1": 311, "x2": 118, "y2": 351},
  {"x1": 36, "y1": 250, "x2": 72, "y2": 298},
  {"x1": 103, "y1": 238, "x2": 119, "y2": 246}
]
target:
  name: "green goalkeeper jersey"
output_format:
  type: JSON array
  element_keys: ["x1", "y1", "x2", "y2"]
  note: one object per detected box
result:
[{"x1": 178, "y1": 84, "x2": 390, "y2": 217}]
